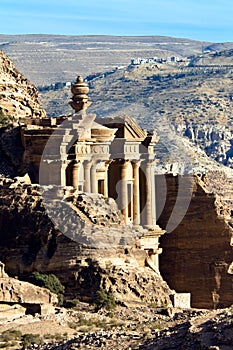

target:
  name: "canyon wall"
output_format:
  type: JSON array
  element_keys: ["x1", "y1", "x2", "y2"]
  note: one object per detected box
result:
[
  {"x1": 179, "y1": 123, "x2": 233, "y2": 168},
  {"x1": 157, "y1": 173, "x2": 233, "y2": 308}
]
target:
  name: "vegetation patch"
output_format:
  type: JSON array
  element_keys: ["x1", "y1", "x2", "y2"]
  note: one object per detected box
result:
[
  {"x1": 0, "y1": 111, "x2": 14, "y2": 127},
  {"x1": 94, "y1": 288, "x2": 116, "y2": 311},
  {"x1": 28, "y1": 271, "x2": 65, "y2": 305}
]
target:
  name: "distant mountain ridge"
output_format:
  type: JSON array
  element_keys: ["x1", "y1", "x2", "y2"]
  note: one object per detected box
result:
[{"x1": 0, "y1": 34, "x2": 217, "y2": 86}]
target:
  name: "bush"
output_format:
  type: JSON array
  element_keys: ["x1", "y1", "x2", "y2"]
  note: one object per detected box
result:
[
  {"x1": 28, "y1": 272, "x2": 65, "y2": 305},
  {"x1": 95, "y1": 289, "x2": 116, "y2": 311},
  {"x1": 63, "y1": 298, "x2": 80, "y2": 308},
  {"x1": 21, "y1": 333, "x2": 43, "y2": 349},
  {"x1": 0, "y1": 329, "x2": 22, "y2": 341},
  {"x1": 0, "y1": 111, "x2": 14, "y2": 127}
]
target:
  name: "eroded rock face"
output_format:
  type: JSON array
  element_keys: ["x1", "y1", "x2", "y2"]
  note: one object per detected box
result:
[
  {"x1": 0, "y1": 277, "x2": 57, "y2": 305},
  {"x1": 157, "y1": 172, "x2": 233, "y2": 309},
  {"x1": 140, "y1": 306, "x2": 233, "y2": 350},
  {"x1": 182, "y1": 123, "x2": 233, "y2": 168},
  {"x1": 0, "y1": 179, "x2": 172, "y2": 306},
  {"x1": 0, "y1": 260, "x2": 57, "y2": 314},
  {"x1": 0, "y1": 50, "x2": 46, "y2": 119},
  {"x1": 0, "y1": 126, "x2": 28, "y2": 177}
]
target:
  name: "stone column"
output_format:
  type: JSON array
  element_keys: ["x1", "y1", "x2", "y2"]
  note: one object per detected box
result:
[
  {"x1": 83, "y1": 160, "x2": 91, "y2": 193},
  {"x1": 151, "y1": 164, "x2": 157, "y2": 225},
  {"x1": 120, "y1": 161, "x2": 128, "y2": 223},
  {"x1": 91, "y1": 161, "x2": 97, "y2": 193},
  {"x1": 72, "y1": 162, "x2": 80, "y2": 189},
  {"x1": 132, "y1": 161, "x2": 140, "y2": 226},
  {"x1": 61, "y1": 161, "x2": 67, "y2": 186},
  {"x1": 104, "y1": 162, "x2": 110, "y2": 197},
  {"x1": 145, "y1": 161, "x2": 153, "y2": 227}
]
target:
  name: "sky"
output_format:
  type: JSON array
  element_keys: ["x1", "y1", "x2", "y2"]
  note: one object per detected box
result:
[{"x1": 0, "y1": 0, "x2": 233, "y2": 42}]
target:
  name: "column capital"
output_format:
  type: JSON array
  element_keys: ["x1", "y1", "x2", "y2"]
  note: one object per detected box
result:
[
  {"x1": 71, "y1": 159, "x2": 81, "y2": 166},
  {"x1": 132, "y1": 160, "x2": 141, "y2": 168},
  {"x1": 83, "y1": 159, "x2": 93, "y2": 168},
  {"x1": 120, "y1": 159, "x2": 130, "y2": 169}
]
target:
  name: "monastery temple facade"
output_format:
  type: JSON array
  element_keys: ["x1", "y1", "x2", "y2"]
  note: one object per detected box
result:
[{"x1": 20, "y1": 76, "x2": 161, "y2": 230}]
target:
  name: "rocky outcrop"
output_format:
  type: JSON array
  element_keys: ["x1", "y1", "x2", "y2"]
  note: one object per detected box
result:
[
  {"x1": 1, "y1": 172, "x2": 233, "y2": 309},
  {"x1": 72, "y1": 192, "x2": 124, "y2": 226},
  {"x1": 0, "y1": 51, "x2": 47, "y2": 176},
  {"x1": 140, "y1": 307, "x2": 233, "y2": 350},
  {"x1": 0, "y1": 50, "x2": 46, "y2": 120},
  {"x1": 0, "y1": 277, "x2": 57, "y2": 306},
  {"x1": 157, "y1": 172, "x2": 233, "y2": 309},
  {"x1": 182, "y1": 123, "x2": 233, "y2": 168},
  {"x1": 0, "y1": 179, "x2": 172, "y2": 306},
  {"x1": 0, "y1": 261, "x2": 57, "y2": 316},
  {"x1": 0, "y1": 125, "x2": 28, "y2": 177}
]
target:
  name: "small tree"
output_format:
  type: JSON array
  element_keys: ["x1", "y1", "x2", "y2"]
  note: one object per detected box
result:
[
  {"x1": 29, "y1": 272, "x2": 65, "y2": 305},
  {"x1": 95, "y1": 288, "x2": 116, "y2": 311}
]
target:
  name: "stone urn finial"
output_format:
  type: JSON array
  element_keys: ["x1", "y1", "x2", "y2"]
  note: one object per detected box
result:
[{"x1": 69, "y1": 75, "x2": 92, "y2": 113}]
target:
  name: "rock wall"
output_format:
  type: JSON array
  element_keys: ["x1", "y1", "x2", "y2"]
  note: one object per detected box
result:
[
  {"x1": 0, "y1": 126, "x2": 29, "y2": 177},
  {"x1": 0, "y1": 179, "x2": 172, "y2": 307},
  {"x1": 180, "y1": 123, "x2": 233, "y2": 168},
  {"x1": 157, "y1": 173, "x2": 233, "y2": 309},
  {"x1": 0, "y1": 277, "x2": 57, "y2": 305},
  {"x1": 0, "y1": 50, "x2": 46, "y2": 119},
  {"x1": 0, "y1": 51, "x2": 47, "y2": 177}
]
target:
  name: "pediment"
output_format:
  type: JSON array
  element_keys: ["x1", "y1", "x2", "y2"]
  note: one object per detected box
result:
[{"x1": 97, "y1": 115, "x2": 147, "y2": 141}]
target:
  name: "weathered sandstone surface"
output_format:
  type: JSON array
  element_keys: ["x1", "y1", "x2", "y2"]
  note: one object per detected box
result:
[
  {"x1": 0, "y1": 261, "x2": 57, "y2": 318},
  {"x1": 0, "y1": 277, "x2": 57, "y2": 306},
  {"x1": 140, "y1": 306, "x2": 233, "y2": 350},
  {"x1": 22, "y1": 305, "x2": 233, "y2": 350},
  {"x1": 0, "y1": 178, "x2": 172, "y2": 307},
  {"x1": 157, "y1": 172, "x2": 233, "y2": 309},
  {"x1": 182, "y1": 123, "x2": 233, "y2": 168},
  {"x1": 0, "y1": 50, "x2": 46, "y2": 119}
]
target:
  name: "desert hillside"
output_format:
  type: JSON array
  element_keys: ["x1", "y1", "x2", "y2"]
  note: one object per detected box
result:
[
  {"x1": 0, "y1": 50, "x2": 46, "y2": 121},
  {"x1": 0, "y1": 34, "x2": 217, "y2": 86}
]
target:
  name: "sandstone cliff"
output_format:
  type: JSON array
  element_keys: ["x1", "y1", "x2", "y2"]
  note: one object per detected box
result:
[
  {"x1": 0, "y1": 50, "x2": 46, "y2": 121},
  {"x1": 157, "y1": 172, "x2": 233, "y2": 309},
  {"x1": 0, "y1": 261, "x2": 57, "y2": 318},
  {"x1": 0, "y1": 178, "x2": 172, "y2": 307},
  {"x1": 180, "y1": 123, "x2": 233, "y2": 168},
  {"x1": 0, "y1": 277, "x2": 57, "y2": 306}
]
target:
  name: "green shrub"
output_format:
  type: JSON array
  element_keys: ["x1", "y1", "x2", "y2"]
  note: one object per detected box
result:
[
  {"x1": 0, "y1": 111, "x2": 14, "y2": 127},
  {"x1": 28, "y1": 272, "x2": 65, "y2": 305},
  {"x1": 0, "y1": 329, "x2": 22, "y2": 341},
  {"x1": 63, "y1": 298, "x2": 80, "y2": 308},
  {"x1": 95, "y1": 289, "x2": 116, "y2": 311},
  {"x1": 21, "y1": 333, "x2": 43, "y2": 349}
]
